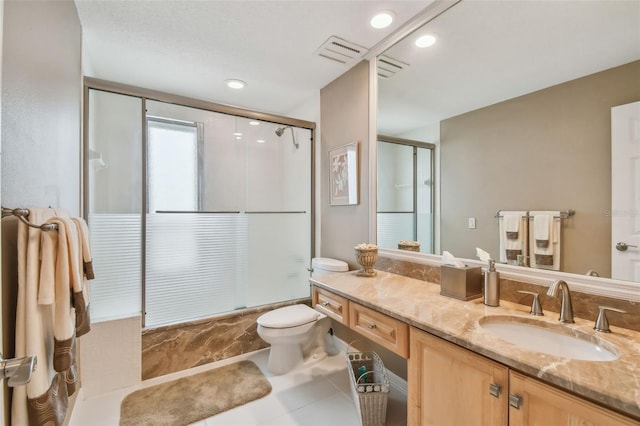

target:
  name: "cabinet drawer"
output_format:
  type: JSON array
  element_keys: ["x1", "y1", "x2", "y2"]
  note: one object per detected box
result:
[
  {"x1": 349, "y1": 302, "x2": 409, "y2": 358},
  {"x1": 312, "y1": 286, "x2": 349, "y2": 325}
]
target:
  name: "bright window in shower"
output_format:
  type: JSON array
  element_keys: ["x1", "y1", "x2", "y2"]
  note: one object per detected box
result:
[
  {"x1": 85, "y1": 89, "x2": 313, "y2": 327},
  {"x1": 147, "y1": 118, "x2": 201, "y2": 212}
]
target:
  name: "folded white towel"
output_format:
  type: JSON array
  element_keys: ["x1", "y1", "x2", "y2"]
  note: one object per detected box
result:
[
  {"x1": 498, "y1": 211, "x2": 528, "y2": 264},
  {"x1": 530, "y1": 211, "x2": 561, "y2": 271},
  {"x1": 533, "y1": 213, "x2": 553, "y2": 243},
  {"x1": 503, "y1": 212, "x2": 521, "y2": 233}
]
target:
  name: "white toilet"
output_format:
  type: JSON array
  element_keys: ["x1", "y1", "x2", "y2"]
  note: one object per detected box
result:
[{"x1": 256, "y1": 257, "x2": 349, "y2": 375}]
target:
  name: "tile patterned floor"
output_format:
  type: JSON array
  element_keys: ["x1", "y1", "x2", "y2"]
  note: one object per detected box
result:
[{"x1": 69, "y1": 344, "x2": 407, "y2": 426}]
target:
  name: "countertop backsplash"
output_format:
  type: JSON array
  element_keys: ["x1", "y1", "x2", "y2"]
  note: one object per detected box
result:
[{"x1": 375, "y1": 256, "x2": 639, "y2": 333}]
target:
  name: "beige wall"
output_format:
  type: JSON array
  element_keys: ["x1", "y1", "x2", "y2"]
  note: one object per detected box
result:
[
  {"x1": 319, "y1": 62, "x2": 410, "y2": 378},
  {"x1": 440, "y1": 61, "x2": 640, "y2": 277},
  {"x1": 1, "y1": 2, "x2": 81, "y2": 423},
  {"x1": 1, "y1": 0, "x2": 82, "y2": 214},
  {"x1": 319, "y1": 60, "x2": 371, "y2": 269}
]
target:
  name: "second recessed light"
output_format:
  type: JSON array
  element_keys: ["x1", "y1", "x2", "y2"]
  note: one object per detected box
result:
[
  {"x1": 415, "y1": 34, "x2": 437, "y2": 48},
  {"x1": 226, "y1": 79, "x2": 247, "y2": 89},
  {"x1": 370, "y1": 11, "x2": 394, "y2": 29}
]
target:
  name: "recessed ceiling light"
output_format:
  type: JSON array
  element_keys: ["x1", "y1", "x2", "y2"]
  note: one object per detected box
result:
[
  {"x1": 233, "y1": 132, "x2": 243, "y2": 136},
  {"x1": 226, "y1": 79, "x2": 246, "y2": 89},
  {"x1": 370, "y1": 11, "x2": 394, "y2": 29},
  {"x1": 249, "y1": 121, "x2": 260, "y2": 126},
  {"x1": 235, "y1": 136, "x2": 242, "y2": 140},
  {"x1": 257, "y1": 139, "x2": 265, "y2": 143},
  {"x1": 415, "y1": 34, "x2": 437, "y2": 48}
]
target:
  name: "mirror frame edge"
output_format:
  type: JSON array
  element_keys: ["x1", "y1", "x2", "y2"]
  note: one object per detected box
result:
[{"x1": 368, "y1": 0, "x2": 639, "y2": 301}]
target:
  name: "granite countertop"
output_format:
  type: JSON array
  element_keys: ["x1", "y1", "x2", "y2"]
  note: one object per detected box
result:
[{"x1": 310, "y1": 270, "x2": 640, "y2": 420}]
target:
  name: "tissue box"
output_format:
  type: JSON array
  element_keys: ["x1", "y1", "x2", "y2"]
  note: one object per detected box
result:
[{"x1": 440, "y1": 265, "x2": 482, "y2": 301}]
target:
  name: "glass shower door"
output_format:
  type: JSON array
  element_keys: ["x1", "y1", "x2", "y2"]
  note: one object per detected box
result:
[{"x1": 377, "y1": 139, "x2": 434, "y2": 253}]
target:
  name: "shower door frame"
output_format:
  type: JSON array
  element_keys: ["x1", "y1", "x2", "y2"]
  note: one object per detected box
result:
[
  {"x1": 377, "y1": 135, "x2": 436, "y2": 253},
  {"x1": 82, "y1": 77, "x2": 316, "y2": 328}
]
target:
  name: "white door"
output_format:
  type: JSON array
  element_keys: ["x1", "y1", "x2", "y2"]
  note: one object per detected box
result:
[{"x1": 611, "y1": 101, "x2": 640, "y2": 281}]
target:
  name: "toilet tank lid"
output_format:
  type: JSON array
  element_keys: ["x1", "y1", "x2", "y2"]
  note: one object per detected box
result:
[
  {"x1": 257, "y1": 304, "x2": 321, "y2": 328},
  {"x1": 312, "y1": 257, "x2": 348, "y2": 272}
]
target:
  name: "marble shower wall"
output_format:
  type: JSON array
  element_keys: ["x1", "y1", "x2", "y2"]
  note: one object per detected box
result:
[{"x1": 141, "y1": 299, "x2": 309, "y2": 380}]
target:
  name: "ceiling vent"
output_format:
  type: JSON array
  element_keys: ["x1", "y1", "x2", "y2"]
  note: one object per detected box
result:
[
  {"x1": 315, "y1": 36, "x2": 368, "y2": 65},
  {"x1": 377, "y1": 54, "x2": 409, "y2": 79}
]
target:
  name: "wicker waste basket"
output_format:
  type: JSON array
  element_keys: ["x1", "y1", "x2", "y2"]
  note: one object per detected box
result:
[{"x1": 346, "y1": 347, "x2": 390, "y2": 426}]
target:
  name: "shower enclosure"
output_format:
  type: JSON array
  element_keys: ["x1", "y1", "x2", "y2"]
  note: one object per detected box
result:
[
  {"x1": 377, "y1": 137, "x2": 434, "y2": 253},
  {"x1": 85, "y1": 84, "x2": 313, "y2": 328}
]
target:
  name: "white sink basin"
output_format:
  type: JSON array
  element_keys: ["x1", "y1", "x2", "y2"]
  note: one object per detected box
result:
[{"x1": 479, "y1": 316, "x2": 619, "y2": 362}]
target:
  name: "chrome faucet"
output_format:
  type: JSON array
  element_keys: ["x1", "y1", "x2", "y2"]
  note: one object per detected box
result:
[{"x1": 546, "y1": 279, "x2": 574, "y2": 323}]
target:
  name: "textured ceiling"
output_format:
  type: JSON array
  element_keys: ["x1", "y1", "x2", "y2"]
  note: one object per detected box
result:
[{"x1": 75, "y1": 0, "x2": 432, "y2": 116}]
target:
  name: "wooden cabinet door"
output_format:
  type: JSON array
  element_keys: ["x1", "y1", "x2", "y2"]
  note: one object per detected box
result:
[
  {"x1": 509, "y1": 371, "x2": 638, "y2": 426},
  {"x1": 409, "y1": 327, "x2": 508, "y2": 426}
]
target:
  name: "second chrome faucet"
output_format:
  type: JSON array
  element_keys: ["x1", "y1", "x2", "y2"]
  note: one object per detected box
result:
[{"x1": 546, "y1": 279, "x2": 574, "y2": 323}]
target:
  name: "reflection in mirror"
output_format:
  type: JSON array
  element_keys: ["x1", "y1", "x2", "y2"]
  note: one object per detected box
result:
[
  {"x1": 377, "y1": 137, "x2": 435, "y2": 253},
  {"x1": 376, "y1": 1, "x2": 640, "y2": 281}
]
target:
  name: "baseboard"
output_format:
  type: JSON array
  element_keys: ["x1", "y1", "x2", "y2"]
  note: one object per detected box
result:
[{"x1": 333, "y1": 336, "x2": 408, "y2": 397}]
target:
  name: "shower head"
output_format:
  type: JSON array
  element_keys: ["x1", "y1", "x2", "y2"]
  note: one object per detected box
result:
[{"x1": 275, "y1": 126, "x2": 299, "y2": 149}]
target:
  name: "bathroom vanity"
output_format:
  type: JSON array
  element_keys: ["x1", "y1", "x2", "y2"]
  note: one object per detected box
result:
[{"x1": 310, "y1": 271, "x2": 640, "y2": 425}]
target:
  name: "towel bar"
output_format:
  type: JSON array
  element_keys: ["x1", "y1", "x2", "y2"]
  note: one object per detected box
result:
[
  {"x1": 495, "y1": 210, "x2": 575, "y2": 220},
  {"x1": 1, "y1": 207, "x2": 58, "y2": 231}
]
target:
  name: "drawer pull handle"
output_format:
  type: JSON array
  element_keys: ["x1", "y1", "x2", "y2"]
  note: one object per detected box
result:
[
  {"x1": 509, "y1": 394, "x2": 523, "y2": 409},
  {"x1": 321, "y1": 301, "x2": 342, "y2": 312},
  {"x1": 489, "y1": 383, "x2": 502, "y2": 398},
  {"x1": 368, "y1": 323, "x2": 377, "y2": 329}
]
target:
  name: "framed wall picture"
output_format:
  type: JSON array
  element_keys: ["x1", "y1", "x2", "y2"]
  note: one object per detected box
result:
[{"x1": 329, "y1": 141, "x2": 359, "y2": 205}]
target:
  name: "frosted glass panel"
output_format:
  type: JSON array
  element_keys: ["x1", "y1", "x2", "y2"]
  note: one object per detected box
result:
[
  {"x1": 417, "y1": 213, "x2": 434, "y2": 253},
  {"x1": 246, "y1": 213, "x2": 311, "y2": 307},
  {"x1": 416, "y1": 147, "x2": 433, "y2": 253},
  {"x1": 377, "y1": 213, "x2": 415, "y2": 250},
  {"x1": 87, "y1": 94, "x2": 312, "y2": 326},
  {"x1": 377, "y1": 142, "x2": 413, "y2": 212},
  {"x1": 87, "y1": 89, "x2": 143, "y2": 322},
  {"x1": 88, "y1": 90, "x2": 142, "y2": 214},
  {"x1": 88, "y1": 214, "x2": 142, "y2": 321},
  {"x1": 145, "y1": 213, "x2": 248, "y2": 327}
]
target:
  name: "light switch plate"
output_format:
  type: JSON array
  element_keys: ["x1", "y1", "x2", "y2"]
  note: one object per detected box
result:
[{"x1": 468, "y1": 217, "x2": 476, "y2": 229}]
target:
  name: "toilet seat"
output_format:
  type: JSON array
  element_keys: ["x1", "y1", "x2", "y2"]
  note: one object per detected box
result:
[{"x1": 257, "y1": 304, "x2": 320, "y2": 329}]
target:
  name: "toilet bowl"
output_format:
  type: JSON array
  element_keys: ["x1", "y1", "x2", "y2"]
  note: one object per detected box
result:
[
  {"x1": 256, "y1": 257, "x2": 349, "y2": 375},
  {"x1": 257, "y1": 304, "x2": 329, "y2": 375}
]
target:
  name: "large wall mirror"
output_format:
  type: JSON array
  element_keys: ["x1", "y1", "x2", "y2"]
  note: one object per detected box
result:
[{"x1": 376, "y1": 1, "x2": 640, "y2": 282}]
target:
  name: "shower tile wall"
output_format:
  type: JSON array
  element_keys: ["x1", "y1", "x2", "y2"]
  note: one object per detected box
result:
[{"x1": 79, "y1": 316, "x2": 141, "y2": 397}]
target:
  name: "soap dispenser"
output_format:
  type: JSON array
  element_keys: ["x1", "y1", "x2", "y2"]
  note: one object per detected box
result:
[{"x1": 484, "y1": 260, "x2": 500, "y2": 307}]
